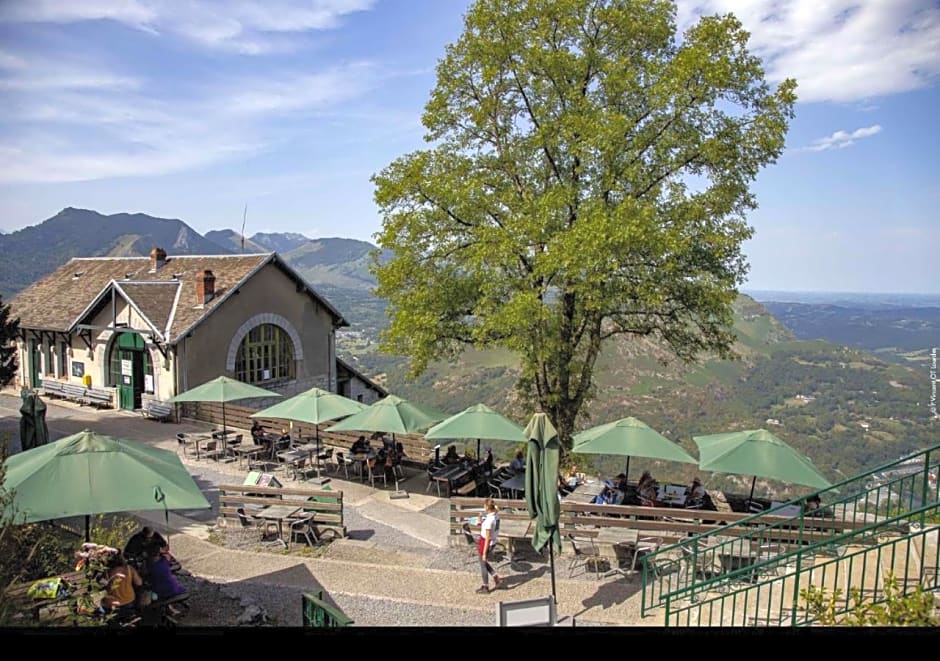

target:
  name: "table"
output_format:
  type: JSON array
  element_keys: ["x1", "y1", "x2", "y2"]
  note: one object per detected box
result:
[
  {"x1": 253, "y1": 505, "x2": 302, "y2": 547},
  {"x1": 656, "y1": 485, "x2": 688, "y2": 508},
  {"x1": 579, "y1": 480, "x2": 606, "y2": 496},
  {"x1": 592, "y1": 528, "x2": 640, "y2": 576},
  {"x1": 231, "y1": 444, "x2": 267, "y2": 469},
  {"x1": 713, "y1": 537, "x2": 758, "y2": 582},
  {"x1": 499, "y1": 473, "x2": 526, "y2": 496}
]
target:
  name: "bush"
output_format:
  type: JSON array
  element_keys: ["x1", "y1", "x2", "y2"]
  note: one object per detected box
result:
[{"x1": 801, "y1": 572, "x2": 939, "y2": 626}]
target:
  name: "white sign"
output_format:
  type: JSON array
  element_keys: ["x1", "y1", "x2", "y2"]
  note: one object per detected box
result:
[
  {"x1": 497, "y1": 596, "x2": 556, "y2": 627},
  {"x1": 262, "y1": 369, "x2": 271, "y2": 380},
  {"x1": 144, "y1": 374, "x2": 154, "y2": 393},
  {"x1": 121, "y1": 359, "x2": 132, "y2": 376}
]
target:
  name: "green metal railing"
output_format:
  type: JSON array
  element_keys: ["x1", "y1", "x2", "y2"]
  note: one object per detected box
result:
[
  {"x1": 301, "y1": 591, "x2": 354, "y2": 627},
  {"x1": 641, "y1": 443, "x2": 939, "y2": 616},
  {"x1": 660, "y1": 504, "x2": 939, "y2": 626}
]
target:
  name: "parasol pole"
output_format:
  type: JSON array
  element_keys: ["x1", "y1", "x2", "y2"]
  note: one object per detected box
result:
[
  {"x1": 748, "y1": 475, "x2": 757, "y2": 504},
  {"x1": 625, "y1": 456, "x2": 631, "y2": 482},
  {"x1": 84, "y1": 515, "x2": 90, "y2": 542},
  {"x1": 548, "y1": 527, "x2": 557, "y2": 601}
]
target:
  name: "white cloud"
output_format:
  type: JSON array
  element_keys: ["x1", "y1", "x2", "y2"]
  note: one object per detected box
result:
[
  {"x1": 0, "y1": 57, "x2": 380, "y2": 184},
  {"x1": 678, "y1": 1, "x2": 940, "y2": 103},
  {"x1": 803, "y1": 124, "x2": 883, "y2": 152},
  {"x1": 0, "y1": 0, "x2": 375, "y2": 54}
]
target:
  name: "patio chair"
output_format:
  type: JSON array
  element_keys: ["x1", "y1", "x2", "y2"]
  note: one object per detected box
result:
[
  {"x1": 235, "y1": 507, "x2": 278, "y2": 542},
  {"x1": 288, "y1": 516, "x2": 319, "y2": 550},
  {"x1": 567, "y1": 535, "x2": 606, "y2": 579},
  {"x1": 632, "y1": 536, "x2": 664, "y2": 571},
  {"x1": 202, "y1": 440, "x2": 225, "y2": 462},
  {"x1": 288, "y1": 456, "x2": 307, "y2": 481},
  {"x1": 176, "y1": 433, "x2": 190, "y2": 457},
  {"x1": 367, "y1": 459, "x2": 387, "y2": 489},
  {"x1": 332, "y1": 451, "x2": 353, "y2": 479}
]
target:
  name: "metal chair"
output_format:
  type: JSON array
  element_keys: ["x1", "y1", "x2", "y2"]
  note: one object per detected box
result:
[
  {"x1": 288, "y1": 456, "x2": 307, "y2": 481},
  {"x1": 367, "y1": 459, "x2": 387, "y2": 489},
  {"x1": 567, "y1": 535, "x2": 606, "y2": 579},
  {"x1": 235, "y1": 507, "x2": 278, "y2": 542},
  {"x1": 632, "y1": 536, "x2": 664, "y2": 571},
  {"x1": 288, "y1": 516, "x2": 319, "y2": 550}
]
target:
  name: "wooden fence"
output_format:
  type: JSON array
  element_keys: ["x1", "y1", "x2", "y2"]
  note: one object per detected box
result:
[
  {"x1": 448, "y1": 498, "x2": 866, "y2": 547},
  {"x1": 218, "y1": 483, "x2": 346, "y2": 538},
  {"x1": 181, "y1": 401, "x2": 433, "y2": 465}
]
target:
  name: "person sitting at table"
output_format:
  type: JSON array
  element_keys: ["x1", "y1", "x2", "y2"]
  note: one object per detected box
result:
[
  {"x1": 510, "y1": 450, "x2": 526, "y2": 472},
  {"x1": 124, "y1": 526, "x2": 176, "y2": 571},
  {"x1": 615, "y1": 473, "x2": 630, "y2": 492},
  {"x1": 100, "y1": 551, "x2": 143, "y2": 618},
  {"x1": 564, "y1": 465, "x2": 583, "y2": 489},
  {"x1": 351, "y1": 435, "x2": 369, "y2": 454},
  {"x1": 557, "y1": 472, "x2": 575, "y2": 497},
  {"x1": 637, "y1": 471, "x2": 658, "y2": 503},
  {"x1": 443, "y1": 444, "x2": 461, "y2": 465},
  {"x1": 687, "y1": 477, "x2": 707, "y2": 507},
  {"x1": 804, "y1": 493, "x2": 822, "y2": 513},
  {"x1": 250, "y1": 420, "x2": 265, "y2": 444},
  {"x1": 146, "y1": 542, "x2": 187, "y2": 602}
]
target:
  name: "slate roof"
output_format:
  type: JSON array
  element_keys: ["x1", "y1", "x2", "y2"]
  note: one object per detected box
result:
[{"x1": 9, "y1": 252, "x2": 347, "y2": 342}]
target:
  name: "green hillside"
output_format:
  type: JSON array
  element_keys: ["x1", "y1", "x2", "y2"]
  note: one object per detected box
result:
[{"x1": 342, "y1": 293, "x2": 934, "y2": 498}]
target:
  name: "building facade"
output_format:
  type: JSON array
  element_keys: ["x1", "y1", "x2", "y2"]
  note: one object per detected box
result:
[{"x1": 8, "y1": 248, "x2": 384, "y2": 409}]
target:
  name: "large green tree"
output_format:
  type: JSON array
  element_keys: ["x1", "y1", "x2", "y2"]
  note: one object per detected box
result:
[
  {"x1": 372, "y1": 0, "x2": 796, "y2": 448},
  {"x1": 0, "y1": 295, "x2": 18, "y2": 388}
]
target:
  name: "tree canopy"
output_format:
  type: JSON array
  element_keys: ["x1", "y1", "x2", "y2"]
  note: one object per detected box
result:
[
  {"x1": 0, "y1": 295, "x2": 19, "y2": 388},
  {"x1": 372, "y1": 0, "x2": 796, "y2": 446}
]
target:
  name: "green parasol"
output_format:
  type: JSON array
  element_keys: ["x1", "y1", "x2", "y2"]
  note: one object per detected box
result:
[
  {"x1": 2, "y1": 429, "x2": 210, "y2": 540},
  {"x1": 572, "y1": 416, "x2": 696, "y2": 480},
  {"x1": 252, "y1": 387, "x2": 367, "y2": 480},
  {"x1": 425, "y1": 403, "x2": 525, "y2": 464},
  {"x1": 694, "y1": 428, "x2": 831, "y2": 502},
  {"x1": 524, "y1": 412, "x2": 561, "y2": 601},
  {"x1": 170, "y1": 375, "x2": 281, "y2": 447}
]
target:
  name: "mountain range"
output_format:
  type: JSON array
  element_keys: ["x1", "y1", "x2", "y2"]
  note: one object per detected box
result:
[
  {"x1": 1, "y1": 207, "x2": 933, "y2": 494},
  {"x1": 0, "y1": 208, "x2": 380, "y2": 299}
]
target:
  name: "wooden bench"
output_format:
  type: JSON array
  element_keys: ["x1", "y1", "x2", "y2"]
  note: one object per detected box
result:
[
  {"x1": 142, "y1": 400, "x2": 174, "y2": 422},
  {"x1": 42, "y1": 380, "x2": 67, "y2": 399},
  {"x1": 82, "y1": 387, "x2": 113, "y2": 408},
  {"x1": 62, "y1": 383, "x2": 88, "y2": 404}
]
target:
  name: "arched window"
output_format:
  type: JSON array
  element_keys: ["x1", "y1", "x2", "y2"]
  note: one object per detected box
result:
[{"x1": 234, "y1": 324, "x2": 295, "y2": 384}]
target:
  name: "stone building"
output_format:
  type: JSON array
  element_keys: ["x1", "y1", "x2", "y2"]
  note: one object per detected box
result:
[{"x1": 8, "y1": 247, "x2": 384, "y2": 410}]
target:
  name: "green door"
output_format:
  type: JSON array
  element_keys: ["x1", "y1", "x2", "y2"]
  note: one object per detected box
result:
[
  {"x1": 114, "y1": 333, "x2": 146, "y2": 410},
  {"x1": 29, "y1": 341, "x2": 42, "y2": 388}
]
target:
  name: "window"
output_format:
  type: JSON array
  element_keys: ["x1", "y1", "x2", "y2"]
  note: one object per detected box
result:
[
  {"x1": 58, "y1": 342, "x2": 68, "y2": 378},
  {"x1": 234, "y1": 324, "x2": 295, "y2": 385},
  {"x1": 44, "y1": 342, "x2": 54, "y2": 376}
]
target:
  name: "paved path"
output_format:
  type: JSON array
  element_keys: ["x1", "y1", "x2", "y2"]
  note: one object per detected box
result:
[{"x1": 1, "y1": 391, "x2": 657, "y2": 626}]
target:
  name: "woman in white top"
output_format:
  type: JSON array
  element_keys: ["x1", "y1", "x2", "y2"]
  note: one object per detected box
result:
[
  {"x1": 477, "y1": 498, "x2": 503, "y2": 594},
  {"x1": 689, "y1": 477, "x2": 707, "y2": 505}
]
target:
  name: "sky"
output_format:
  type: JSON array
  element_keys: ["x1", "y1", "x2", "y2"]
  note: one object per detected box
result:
[{"x1": 0, "y1": 0, "x2": 937, "y2": 294}]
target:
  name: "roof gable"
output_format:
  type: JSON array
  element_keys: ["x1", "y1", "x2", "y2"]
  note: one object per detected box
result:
[{"x1": 9, "y1": 252, "x2": 349, "y2": 341}]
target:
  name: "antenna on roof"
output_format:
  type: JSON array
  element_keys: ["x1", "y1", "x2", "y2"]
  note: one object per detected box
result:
[{"x1": 240, "y1": 204, "x2": 247, "y2": 254}]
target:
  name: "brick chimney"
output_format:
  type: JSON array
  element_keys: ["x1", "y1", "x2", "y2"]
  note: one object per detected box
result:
[
  {"x1": 195, "y1": 269, "x2": 216, "y2": 305},
  {"x1": 149, "y1": 247, "x2": 167, "y2": 271}
]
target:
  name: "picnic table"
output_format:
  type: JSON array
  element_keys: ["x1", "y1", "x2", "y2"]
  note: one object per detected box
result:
[{"x1": 231, "y1": 444, "x2": 267, "y2": 469}]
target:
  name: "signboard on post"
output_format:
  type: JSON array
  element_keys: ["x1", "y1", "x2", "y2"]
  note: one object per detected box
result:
[{"x1": 497, "y1": 596, "x2": 556, "y2": 626}]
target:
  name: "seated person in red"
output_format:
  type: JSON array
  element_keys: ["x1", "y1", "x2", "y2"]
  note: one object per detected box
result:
[{"x1": 147, "y1": 543, "x2": 187, "y2": 601}]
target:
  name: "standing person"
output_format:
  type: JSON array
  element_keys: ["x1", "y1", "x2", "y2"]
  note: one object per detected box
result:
[{"x1": 476, "y1": 498, "x2": 503, "y2": 594}]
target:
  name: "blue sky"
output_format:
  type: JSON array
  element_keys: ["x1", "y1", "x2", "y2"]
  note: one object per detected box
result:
[{"x1": 0, "y1": 0, "x2": 937, "y2": 293}]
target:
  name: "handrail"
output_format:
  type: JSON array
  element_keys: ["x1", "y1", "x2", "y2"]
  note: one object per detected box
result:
[
  {"x1": 641, "y1": 443, "x2": 940, "y2": 615},
  {"x1": 658, "y1": 502, "x2": 940, "y2": 627}
]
